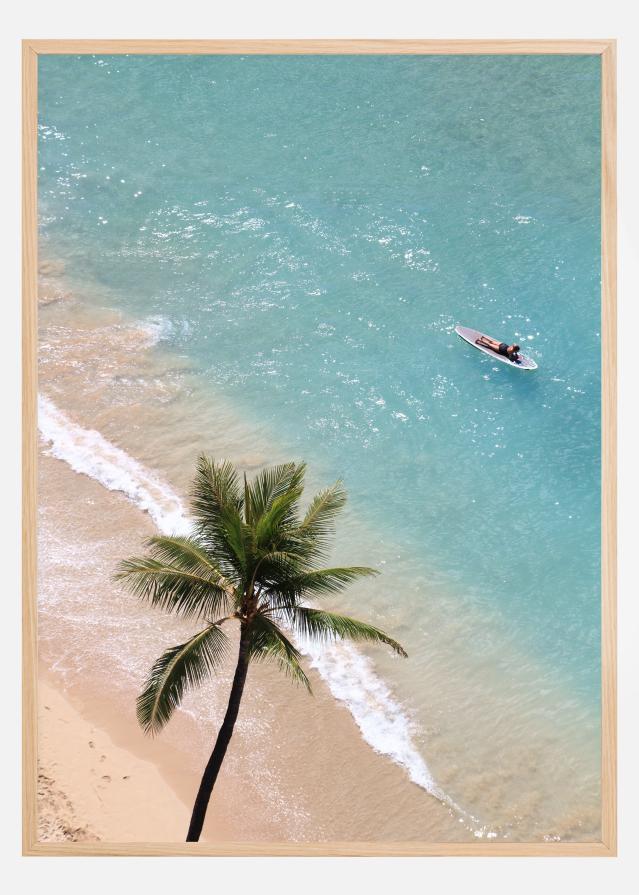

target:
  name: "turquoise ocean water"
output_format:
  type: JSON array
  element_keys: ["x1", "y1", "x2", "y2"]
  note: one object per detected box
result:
[{"x1": 38, "y1": 54, "x2": 602, "y2": 839}]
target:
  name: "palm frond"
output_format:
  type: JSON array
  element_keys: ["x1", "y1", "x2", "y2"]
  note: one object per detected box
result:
[
  {"x1": 281, "y1": 607, "x2": 407, "y2": 658},
  {"x1": 191, "y1": 457, "x2": 242, "y2": 518},
  {"x1": 145, "y1": 536, "x2": 235, "y2": 588},
  {"x1": 249, "y1": 551, "x2": 308, "y2": 598},
  {"x1": 254, "y1": 486, "x2": 304, "y2": 550},
  {"x1": 293, "y1": 482, "x2": 347, "y2": 560},
  {"x1": 218, "y1": 504, "x2": 249, "y2": 574},
  {"x1": 115, "y1": 554, "x2": 234, "y2": 621},
  {"x1": 190, "y1": 457, "x2": 247, "y2": 577},
  {"x1": 245, "y1": 462, "x2": 306, "y2": 524},
  {"x1": 271, "y1": 566, "x2": 379, "y2": 604},
  {"x1": 137, "y1": 623, "x2": 230, "y2": 734},
  {"x1": 247, "y1": 613, "x2": 312, "y2": 692}
]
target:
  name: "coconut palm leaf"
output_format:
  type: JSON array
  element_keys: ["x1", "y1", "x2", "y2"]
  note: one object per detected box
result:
[
  {"x1": 279, "y1": 607, "x2": 408, "y2": 658},
  {"x1": 247, "y1": 612, "x2": 312, "y2": 692},
  {"x1": 293, "y1": 481, "x2": 347, "y2": 560},
  {"x1": 137, "y1": 623, "x2": 230, "y2": 734},
  {"x1": 245, "y1": 462, "x2": 306, "y2": 524},
  {"x1": 144, "y1": 535, "x2": 230, "y2": 579},
  {"x1": 190, "y1": 458, "x2": 246, "y2": 577},
  {"x1": 254, "y1": 486, "x2": 304, "y2": 551},
  {"x1": 218, "y1": 503, "x2": 249, "y2": 576},
  {"x1": 115, "y1": 554, "x2": 234, "y2": 620},
  {"x1": 271, "y1": 565, "x2": 379, "y2": 604}
]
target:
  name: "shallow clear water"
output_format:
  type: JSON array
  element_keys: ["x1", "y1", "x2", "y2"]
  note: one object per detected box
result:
[{"x1": 38, "y1": 53, "x2": 602, "y2": 839}]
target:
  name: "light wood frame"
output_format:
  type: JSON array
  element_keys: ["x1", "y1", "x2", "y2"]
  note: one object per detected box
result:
[{"x1": 22, "y1": 39, "x2": 617, "y2": 857}]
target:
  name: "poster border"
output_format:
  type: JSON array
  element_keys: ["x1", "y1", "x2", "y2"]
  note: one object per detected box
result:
[{"x1": 21, "y1": 38, "x2": 617, "y2": 857}]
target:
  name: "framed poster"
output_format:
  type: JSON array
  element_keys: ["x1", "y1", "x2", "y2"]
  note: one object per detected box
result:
[{"x1": 22, "y1": 40, "x2": 616, "y2": 856}]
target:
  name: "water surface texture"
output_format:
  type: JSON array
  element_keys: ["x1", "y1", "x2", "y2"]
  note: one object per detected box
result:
[{"x1": 38, "y1": 54, "x2": 602, "y2": 840}]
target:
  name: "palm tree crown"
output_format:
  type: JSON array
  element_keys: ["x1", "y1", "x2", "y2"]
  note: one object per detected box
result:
[{"x1": 116, "y1": 458, "x2": 406, "y2": 840}]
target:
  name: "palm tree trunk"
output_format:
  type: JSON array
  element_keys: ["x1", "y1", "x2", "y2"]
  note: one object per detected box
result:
[{"x1": 186, "y1": 627, "x2": 250, "y2": 842}]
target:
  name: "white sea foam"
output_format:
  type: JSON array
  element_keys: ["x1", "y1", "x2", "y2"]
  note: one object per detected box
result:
[
  {"x1": 138, "y1": 314, "x2": 176, "y2": 346},
  {"x1": 38, "y1": 394, "x2": 190, "y2": 536},
  {"x1": 298, "y1": 633, "x2": 437, "y2": 793},
  {"x1": 38, "y1": 393, "x2": 459, "y2": 810}
]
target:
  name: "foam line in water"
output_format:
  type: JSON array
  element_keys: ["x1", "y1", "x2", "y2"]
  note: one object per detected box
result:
[
  {"x1": 298, "y1": 633, "x2": 437, "y2": 792},
  {"x1": 297, "y1": 634, "x2": 479, "y2": 830},
  {"x1": 38, "y1": 394, "x2": 191, "y2": 536},
  {"x1": 37, "y1": 394, "x2": 474, "y2": 821}
]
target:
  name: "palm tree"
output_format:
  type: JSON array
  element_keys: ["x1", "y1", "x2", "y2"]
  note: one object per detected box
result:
[{"x1": 116, "y1": 458, "x2": 406, "y2": 842}]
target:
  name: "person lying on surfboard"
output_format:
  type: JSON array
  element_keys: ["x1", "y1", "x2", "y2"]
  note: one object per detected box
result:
[{"x1": 476, "y1": 335, "x2": 521, "y2": 362}]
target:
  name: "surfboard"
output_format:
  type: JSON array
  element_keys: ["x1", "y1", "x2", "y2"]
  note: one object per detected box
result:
[{"x1": 455, "y1": 326, "x2": 538, "y2": 371}]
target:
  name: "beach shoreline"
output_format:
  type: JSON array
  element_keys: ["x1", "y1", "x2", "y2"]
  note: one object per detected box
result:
[
  {"x1": 34, "y1": 274, "x2": 602, "y2": 843},
  {"x1": 37, "y1": 441, "x2": 469, "y2": 843}
]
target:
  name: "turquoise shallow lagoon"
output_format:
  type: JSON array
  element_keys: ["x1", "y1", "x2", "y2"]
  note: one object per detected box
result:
[{"x1": 38, "y1": 54, "x2": 602, "y2": 839}]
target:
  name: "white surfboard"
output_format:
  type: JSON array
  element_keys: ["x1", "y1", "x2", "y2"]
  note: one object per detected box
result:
[{"x1": 455, "y1": 325, "x2": 538, "y2": 371}]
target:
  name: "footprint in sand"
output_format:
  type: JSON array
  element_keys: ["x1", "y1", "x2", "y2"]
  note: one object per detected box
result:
[
  {"x1": 88, "y1": 741, "x2": 95, "y2": 749},
  {"x1": 101, "y1": 775, "x2": 111, "y2": 783},
  {"x1": 99, "y1": 755, "x2": 106, "y2": 762},
  {"x1": 122, "y1": 776, "x2": 130, "y2": 780}
]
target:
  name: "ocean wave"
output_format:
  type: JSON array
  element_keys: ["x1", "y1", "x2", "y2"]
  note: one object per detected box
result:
[
  {"x1": 299, "y1": 634, "x2": 437, "y2": 793},
  {"x1": 37, "y1": 394, "x2": 454, "y2": 809},
  {"x1": 38, "y1": 395, "x2": 190, "y2": 536},
  {"x1": 299, "y1": 634, "x2": 480, "y2": 832}
]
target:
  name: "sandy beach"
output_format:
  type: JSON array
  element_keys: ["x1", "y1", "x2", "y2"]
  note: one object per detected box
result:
[{"x1": 38, "y1": 678, "x2": 189, "y2": 842}]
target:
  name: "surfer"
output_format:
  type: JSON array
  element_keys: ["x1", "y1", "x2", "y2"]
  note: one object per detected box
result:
[
  {"x1": 455, "y1": 325, "x2": 536, "y2": 370},
  {"x1": 476, "y1": 335, "x2": 521, "y2": 362}
]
